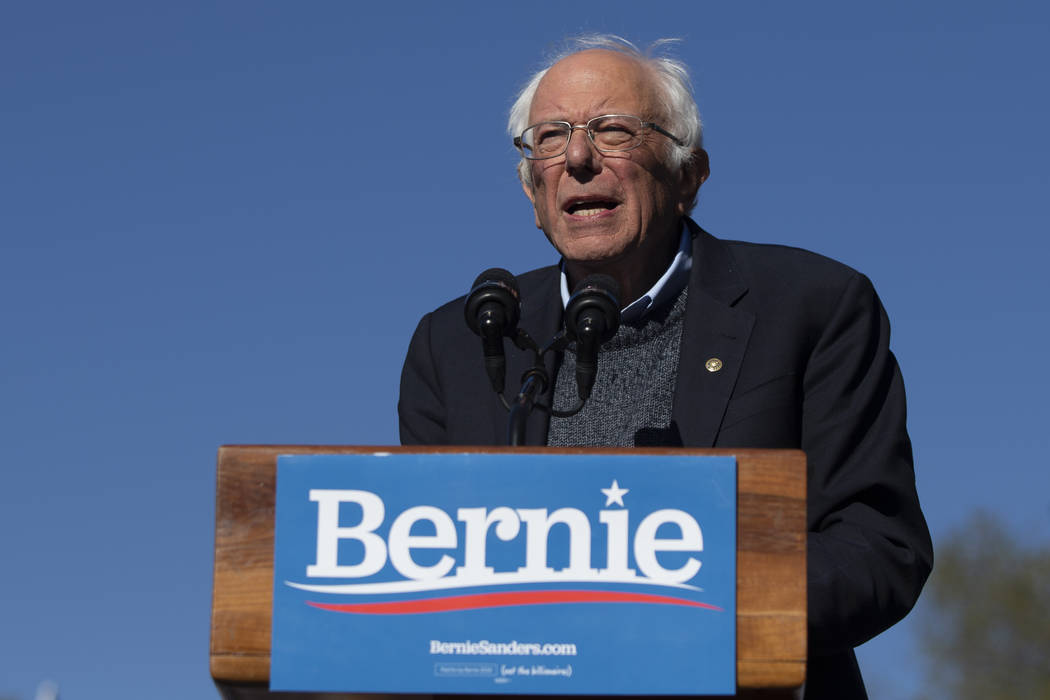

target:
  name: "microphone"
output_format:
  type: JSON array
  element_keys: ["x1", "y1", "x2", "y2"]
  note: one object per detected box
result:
[
  {"x1": 464, "y1": 268, "x2": 521, "y2": 394},
  {"x1": 564, "y1": 274, "x2": 621, "y2": 401}
]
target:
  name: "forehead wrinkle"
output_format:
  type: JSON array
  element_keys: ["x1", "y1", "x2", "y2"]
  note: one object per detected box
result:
[{"x1": 533, "y1": 96, "x2": 622, "y2": 124}]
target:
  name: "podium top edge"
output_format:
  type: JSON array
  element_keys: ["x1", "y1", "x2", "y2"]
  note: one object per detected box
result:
[{"x1": 217, "y1": 445, "x2": 805, "y2": 459}]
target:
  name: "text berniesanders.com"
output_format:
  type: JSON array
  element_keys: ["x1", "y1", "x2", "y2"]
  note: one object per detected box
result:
[{"x1": 430, "y1": 640, "x2": 578, "y2": 656}]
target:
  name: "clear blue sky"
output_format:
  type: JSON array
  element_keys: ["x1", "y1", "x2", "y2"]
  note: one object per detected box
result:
[{"x1": 2, "y1": 2, "x2": 1048, "y2": 698}]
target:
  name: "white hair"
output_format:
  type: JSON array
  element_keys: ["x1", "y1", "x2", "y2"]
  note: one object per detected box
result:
[{"x1": 508, "y1": 35, "x2": 704, "y2": 186}]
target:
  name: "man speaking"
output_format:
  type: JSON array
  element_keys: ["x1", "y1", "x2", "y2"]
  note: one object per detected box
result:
[{"x1": 399, "y1": 35, "x2": 932, "y2": 699}]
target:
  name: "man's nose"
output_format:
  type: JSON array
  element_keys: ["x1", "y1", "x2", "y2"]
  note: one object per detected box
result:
[{"x1": 564, "y1": 126, "x2": 601, "y2": 176}]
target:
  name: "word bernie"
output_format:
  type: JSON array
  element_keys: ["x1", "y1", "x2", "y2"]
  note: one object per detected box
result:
[{"x1": 294, "y1": 486, "x2": 705, "y2": 593}]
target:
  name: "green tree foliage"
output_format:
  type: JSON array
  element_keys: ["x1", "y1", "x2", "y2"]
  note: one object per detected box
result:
[{"x1": 919, "y1": 511, "x2": 1050, "y2": 699}]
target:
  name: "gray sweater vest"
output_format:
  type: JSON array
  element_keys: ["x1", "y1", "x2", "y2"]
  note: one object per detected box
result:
[{"x1": 547, "y1": 287, "x2": 688, "y2": 447}]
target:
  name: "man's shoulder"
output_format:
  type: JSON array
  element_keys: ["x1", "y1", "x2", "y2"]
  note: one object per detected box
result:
[
  {"x1": 723, "y1": 237, "x2": 861, "y2": 284},
  {"x1": 691, "y1": 220, "x2": 861, "y2": 287},
  {"x1": 691, "y1": 225, "x2": 878, "y2": 326},
  {"x1": 694, "y1": 224, "x2": 866, "y2": 302}
]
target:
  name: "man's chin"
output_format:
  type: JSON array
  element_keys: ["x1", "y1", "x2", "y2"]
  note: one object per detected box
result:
[
  {"x1": 560, "y1": 246, "x2": 637, "y2": 278},
  {"x1": 551, "y1": 231, "x2": 633, "y2": 263}
]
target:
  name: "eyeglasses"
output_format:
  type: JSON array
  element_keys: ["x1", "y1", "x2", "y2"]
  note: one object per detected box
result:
[{"x1": 513, "y1": 114, "x2": 683, "y2": 161}]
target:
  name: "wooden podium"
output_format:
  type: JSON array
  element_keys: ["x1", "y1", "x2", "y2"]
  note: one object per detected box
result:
[{"x1": 210, "y1": 446, "x2": 806, "y2": 699}]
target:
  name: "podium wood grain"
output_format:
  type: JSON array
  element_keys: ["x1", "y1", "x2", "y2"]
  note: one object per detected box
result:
[{"x1": 211, "y1": 446, "x2": 806, "y2": 696}]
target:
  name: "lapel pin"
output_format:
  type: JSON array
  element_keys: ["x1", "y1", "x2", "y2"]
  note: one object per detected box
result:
[{"x1": 705, "y1": 358, "x2": 723, "y2": 372}]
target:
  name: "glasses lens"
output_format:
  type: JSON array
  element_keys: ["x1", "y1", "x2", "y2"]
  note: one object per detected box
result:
[
  {"x1": 589, "y1": 115, "x2": 644, "y2": 151},
  {"x1": 521, "y1": 122, "x2": 570, "y2": 159}
]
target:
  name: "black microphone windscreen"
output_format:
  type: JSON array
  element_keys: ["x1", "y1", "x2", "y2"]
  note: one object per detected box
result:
[
  {"x1": 464, "y1": 268, "x2": 521, "y2": 337},
  {"x1": 565, "y1": 273, "x2": 621, "y2": 345}
]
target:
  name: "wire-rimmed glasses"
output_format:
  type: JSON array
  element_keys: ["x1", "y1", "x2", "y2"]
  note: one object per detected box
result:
[{"x1": 513, "y1": 114, "x2": 683, "y2": 160}]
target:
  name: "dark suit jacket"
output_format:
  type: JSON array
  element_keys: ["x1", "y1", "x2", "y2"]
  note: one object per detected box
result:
[{"x1": 399, "y1": 220, "x2": 933, "y2": 699}]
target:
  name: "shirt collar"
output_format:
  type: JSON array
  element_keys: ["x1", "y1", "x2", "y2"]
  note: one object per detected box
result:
[{"x1": 560, "y1": 222, "x2": 692, "y2": 324}]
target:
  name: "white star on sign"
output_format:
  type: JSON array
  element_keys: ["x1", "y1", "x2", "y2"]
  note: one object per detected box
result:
[{"x1": 601, "y1": 480, "x2": 629, "y2": 507}]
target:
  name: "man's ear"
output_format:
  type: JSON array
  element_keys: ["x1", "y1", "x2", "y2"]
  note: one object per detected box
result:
[
  {"x1": 520, "y1": 175, "x2": 542, "y2": 229},
  {"x1": 692, "y1": 147, "x2": 710, "y2": 186},
  {"x1": 676, "y1": 147, "x2": 710, "y2": 215}
]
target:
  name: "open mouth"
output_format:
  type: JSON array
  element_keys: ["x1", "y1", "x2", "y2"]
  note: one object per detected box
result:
[{"x1": 565, "y1": 199, "x2": 620, "y2": 217}]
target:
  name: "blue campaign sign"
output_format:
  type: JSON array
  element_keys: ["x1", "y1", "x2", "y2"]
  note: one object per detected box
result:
[{"x1": 271, "y1": 452, "x2": 737, "y2": 695}]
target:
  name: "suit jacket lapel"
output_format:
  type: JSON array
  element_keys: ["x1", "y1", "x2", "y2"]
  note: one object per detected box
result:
[{"x1": 672, "y1": 221, "x2": 755, "y2": 447}]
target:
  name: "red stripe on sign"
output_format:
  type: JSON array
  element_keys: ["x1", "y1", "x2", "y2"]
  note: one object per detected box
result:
[{"x1": 307, "y1": 590, "x2": 722, "y2": 615}]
